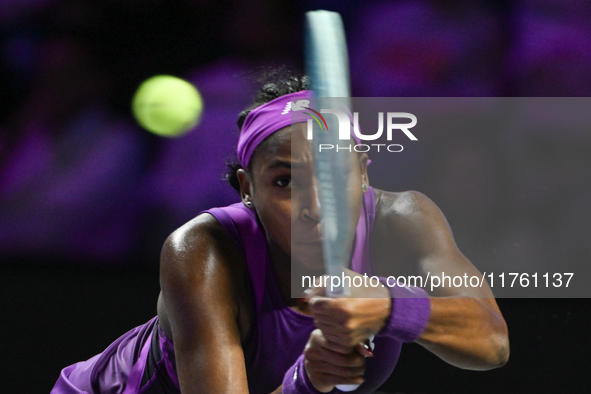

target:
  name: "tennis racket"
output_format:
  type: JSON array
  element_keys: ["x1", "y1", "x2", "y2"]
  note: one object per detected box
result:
[
  {"x1": 304, "y1": 9, "x2": 351, "y2": 296},
  {"x1": 304, "y1": 10, "x2": 361, "y2": 392}
]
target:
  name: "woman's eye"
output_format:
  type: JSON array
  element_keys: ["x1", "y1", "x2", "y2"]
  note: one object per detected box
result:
[{"x1": 275, "y1": 178, "x2": 291, "y2": 188}]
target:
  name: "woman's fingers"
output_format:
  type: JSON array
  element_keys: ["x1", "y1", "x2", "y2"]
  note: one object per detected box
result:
[
  {"x1": 310, "y1": 324, "x2": 375, "y2": 358},
  {"x1": 305, "y1": 332, "x2": 366, "y2": 367},
  {"x1": 313, "y1": 315, "x2": 374, "y2": 349},
  {"x1": 304, "y1": 367, "x2": 365, "y2": 387},
  {"x1": 303, "y1": 329, "x2": 367, "y2": 391},
  {"x1": 308, "y1": 295, "x2": 391, "y2": 348},
  {"x1": 308, "y1": 329, "x2": 353, "y2": 355},
  {"x1": 306, "y1": 330, "x2": 365, "y2": 364},
  {"x1": 305, "y1": 358, "x2": 365, "y2": 378},
  {"x1": 316, "y1": 327, "x2": 358, "y2": 348}
]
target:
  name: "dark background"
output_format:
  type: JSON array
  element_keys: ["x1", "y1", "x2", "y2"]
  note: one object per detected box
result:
[{"x1": 1, "y1": 0, "x2": 590, "y2": 392}]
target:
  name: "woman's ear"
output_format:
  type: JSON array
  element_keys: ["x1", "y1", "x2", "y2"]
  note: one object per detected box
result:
[
  {"x1": 358, "y1": 153, "x2": 370, "y2": 192},
  {"x1": 237, "y1": 169, "x2": 254, "y2": 209}
]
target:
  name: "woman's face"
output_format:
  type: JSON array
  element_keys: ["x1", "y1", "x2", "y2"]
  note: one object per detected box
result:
[{"x1": 238, "y1": 123, "x2": 369, "y2": 272}]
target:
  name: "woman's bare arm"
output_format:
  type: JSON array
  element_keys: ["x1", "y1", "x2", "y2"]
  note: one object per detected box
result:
[
  {"x1": 373, "y1": 190, "x2": 509, "y2": 370},
  {"x1": 159, "y1": 213, "x2": 250, "y2": 393}
]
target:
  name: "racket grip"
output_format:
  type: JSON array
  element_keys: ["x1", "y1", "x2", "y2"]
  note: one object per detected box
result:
[{"x1": 335, "y1": 384, "x2": 360, "y2": 392}]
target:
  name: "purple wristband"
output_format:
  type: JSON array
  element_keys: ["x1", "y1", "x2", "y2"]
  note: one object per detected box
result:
[
  {"x1": 282, "y1": 354, "x2": 337, "y2": 394},
  {"x1": 378, "y1": 277, "x2": 431, "y2": 342}
]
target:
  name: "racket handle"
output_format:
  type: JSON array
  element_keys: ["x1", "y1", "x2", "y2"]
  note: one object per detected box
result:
[{"x1": 335, "y1": 384, "x2": 360, "y2": 392}]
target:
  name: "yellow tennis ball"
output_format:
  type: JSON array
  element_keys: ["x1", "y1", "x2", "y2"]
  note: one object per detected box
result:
[{"x1": 132, "y1": 75, "x2": 203, "y2": 137}]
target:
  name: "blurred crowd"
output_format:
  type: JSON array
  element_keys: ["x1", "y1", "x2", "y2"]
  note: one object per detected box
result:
[{"x1": 0, "y1": 0, "x2": 590, "y2": 273}]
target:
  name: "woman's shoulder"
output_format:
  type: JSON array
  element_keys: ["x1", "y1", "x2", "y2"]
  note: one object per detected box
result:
[
  {"x1": 158, "y1": 212, "x2": 246, "y2": 304},
  {"x1": 373, "y1": 188, "x2": 441, "y2": 226},
  {"x1": 372, "y1": 188, "x2": 452, "y2": 273},
  {"x1": 160, "y1": 212, "x2": 244, "y2": 277},
  {"x1": 158, "y1": 212, "x2": 250, "y2": 340}
]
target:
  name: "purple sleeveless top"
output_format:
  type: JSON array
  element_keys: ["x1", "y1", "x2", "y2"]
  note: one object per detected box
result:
[
  {"x1": 51, "y1": 187, "x2": 403, "y2": 394},
  {"x1": 205, "y1": 187, "x2": 402, "y2": 394}
]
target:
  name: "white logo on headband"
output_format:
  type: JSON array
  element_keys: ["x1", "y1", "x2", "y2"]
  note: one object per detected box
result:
[{"x1": 281, "y1": 100, "x2": 310, "y2": 115}]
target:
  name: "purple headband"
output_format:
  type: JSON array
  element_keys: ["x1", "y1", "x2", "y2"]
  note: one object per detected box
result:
[{"x1": 237, "y1": 90, "x2": 361, "y2": 167}]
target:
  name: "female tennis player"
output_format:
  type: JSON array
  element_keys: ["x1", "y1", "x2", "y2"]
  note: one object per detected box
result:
[{"x1": 51, "y1": 75, "x2": 509, "y2": 394}]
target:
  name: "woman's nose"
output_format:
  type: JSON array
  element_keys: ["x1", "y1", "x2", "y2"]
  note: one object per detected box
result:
[{"x1": 300, "y1": 182, "x2": 322, "y2": 223}]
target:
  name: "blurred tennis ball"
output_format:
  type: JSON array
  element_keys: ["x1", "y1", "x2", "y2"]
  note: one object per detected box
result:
[{"x1": 132, "y1": 75, "x2": 203, "y2": 137}]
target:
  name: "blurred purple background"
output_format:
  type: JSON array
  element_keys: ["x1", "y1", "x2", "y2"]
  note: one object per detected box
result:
[
  {"x1": 1, "y1": 0, "x2": 590, "y2": 269},
  {"x1": 1, "y1": 1, "x2": 589, "y2": 393}
]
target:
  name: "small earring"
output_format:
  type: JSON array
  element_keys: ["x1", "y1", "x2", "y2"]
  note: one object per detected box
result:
[
  {"x1": 245, "y1": 201, "x2": 253, "y2": 208},
  {"x1": 362, "y1": 185, "x2": 367, "y2": 191}
]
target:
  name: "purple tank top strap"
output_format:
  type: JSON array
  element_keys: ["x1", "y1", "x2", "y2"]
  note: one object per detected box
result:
[
  {"x1": 365, "y1": 186, "x2": 376, "y2": 228},
  {"x1": 204, "y1": 203, "x2": 267, "y2": 313},
  {"x1": 350, "y1": 186, "x2": 377, "y2": 275}
]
